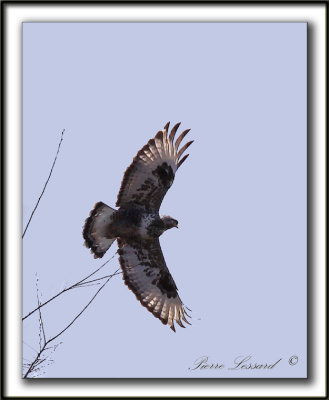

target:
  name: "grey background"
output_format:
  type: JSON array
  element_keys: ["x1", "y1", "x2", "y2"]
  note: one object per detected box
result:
[{"x1": 23, "y1": 22, "x2": 307, "y2": 378}]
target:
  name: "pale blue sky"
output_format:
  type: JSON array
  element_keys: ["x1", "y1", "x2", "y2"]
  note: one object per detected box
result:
[{"x1": 23, "y1": 22, "x2": 307, "y2": 378}]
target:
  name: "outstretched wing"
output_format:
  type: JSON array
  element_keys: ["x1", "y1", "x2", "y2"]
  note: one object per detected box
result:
[
  {"x1": 117, "y1": 238, "x2": 191, "y2": 331},
  {"x1": 116, "y1": 122, "x2": 193, "y2": 212}
]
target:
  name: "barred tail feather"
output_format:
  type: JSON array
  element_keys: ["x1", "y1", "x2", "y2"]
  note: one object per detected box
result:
[{"x1": 83, "y1": 201, "x2": 116, "y2": 258}]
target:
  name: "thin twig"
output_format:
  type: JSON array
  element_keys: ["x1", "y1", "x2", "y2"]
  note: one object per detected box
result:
[
  {"x1": 35, "y1": 273, "x2": 46, "y2": 348},
  {"x1": 72, "y1": 270, "x2": 122, "y2": 288},
  {"x1": 23, "y1": 344, "x2": 46, "y2": 378},
  {"x1": 47, "y1": 273, "x2": 114, "y2": 345},
  {"x1": 23, "y1": 341, "x2": 39, "y2": 354},
  {"x1": 22, "y1": 252, "x2": 118, "y2": 321},
  {"x1": 75, "y1": 271, "x2": 122, "y2": 287},
  {"x1": 22, "y1": 129, "x2": 65, "y2": 238}
]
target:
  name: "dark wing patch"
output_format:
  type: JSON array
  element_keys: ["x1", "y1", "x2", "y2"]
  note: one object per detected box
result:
[
  {"x1": 116, "y1": 122, "x2": 193, "y2": 212},
  {"x1": 117, "y1": 238, "x2": 191, "y2": 331},
  {"x1": 152, "y1": 162, "x2": 175, "y2": 189}
]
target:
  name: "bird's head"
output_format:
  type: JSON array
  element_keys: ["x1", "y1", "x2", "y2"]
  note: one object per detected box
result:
[{"x1": 161, "y1": 216, "x2": 179, "y2": 231}]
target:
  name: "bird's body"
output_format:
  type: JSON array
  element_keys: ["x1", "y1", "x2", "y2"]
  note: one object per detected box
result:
[
  {"x1": 106, "y1": 206, "x2": 170, "y2": 240},
  {"x1": 83, "y1": 122, "x2": 193, "y2": 331}
]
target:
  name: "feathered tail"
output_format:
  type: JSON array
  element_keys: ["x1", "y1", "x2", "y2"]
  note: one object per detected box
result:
[{"x1": 83, "y1": 201, "x2": 116, "y2": 258}]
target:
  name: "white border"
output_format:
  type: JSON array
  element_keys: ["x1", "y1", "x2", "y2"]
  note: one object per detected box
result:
[{"x1": 4, "y1": 3, "x2": 326, "y2": 398}]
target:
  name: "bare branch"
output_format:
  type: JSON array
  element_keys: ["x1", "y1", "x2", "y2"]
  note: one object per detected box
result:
[
  {"x1": 22, "y1": 129, "x2": 66, "y2": 238},
  {"x1": 47, "y1": 271, "x2": 115, "y2": 345},
  {"x1": 23, "y1": 342, "x2": 46, "y2": 378},
  {"x1": 23, "y1": 268, "x2": 117, "y2": 378},
  {"x1": 75, "y1": 270, "x2": 122, "y2": 287},
  {"x1": 23, "y1": 340, "x2": 39, "y2": 354},
  {"x1": 35, "y1": 273, "x2": 47, "y2": 348},
  {"x1": 22, "y1": 129, "x2": 121, "y2": 377},
  {"x1": 22, "y1": 252, "x2": 118, "y2": 321}
]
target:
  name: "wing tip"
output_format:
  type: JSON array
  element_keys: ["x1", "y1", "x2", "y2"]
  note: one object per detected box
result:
[
  {"x1": 177, "y1": 154, "x2": 189, "y2": 169},
  {"x1": 163, "y1": 121, "x2": 170, "y2": 132},
  {"x1": 155, "y1": 130, "x2": 163, "y2": 140},
  {"x1": 120, "y1": 254, "x2": 191, "y2": 333}
]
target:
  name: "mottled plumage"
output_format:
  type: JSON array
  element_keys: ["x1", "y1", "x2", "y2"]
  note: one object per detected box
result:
[{"x1": 83, "y1": 122, "x2": 193, "y2": 331}]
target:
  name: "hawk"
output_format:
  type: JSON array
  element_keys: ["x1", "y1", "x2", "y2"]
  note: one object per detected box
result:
[{"x1": 83, "y1": 122, "x2": 193, "y2": 331}]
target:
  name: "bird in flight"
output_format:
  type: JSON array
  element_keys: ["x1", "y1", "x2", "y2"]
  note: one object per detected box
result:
[{"x1": 83, "y1": 122, "x2": 193, "y2": 331}]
